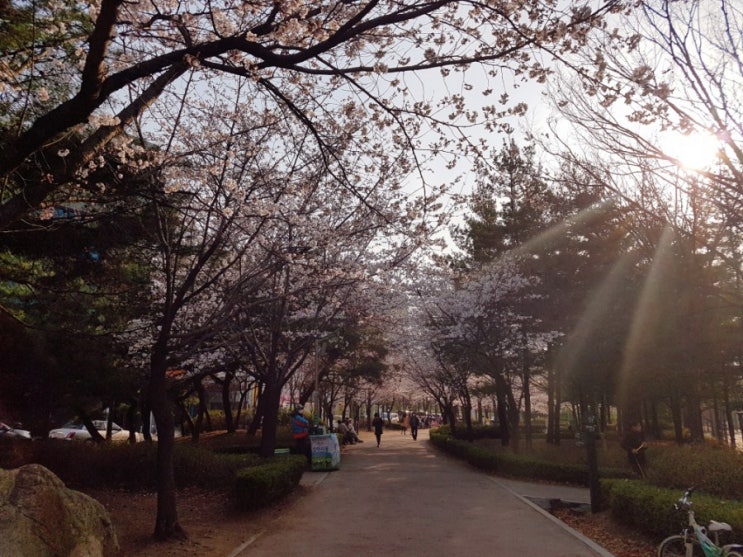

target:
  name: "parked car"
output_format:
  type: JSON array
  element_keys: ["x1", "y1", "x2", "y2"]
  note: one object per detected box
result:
[
  {"x1": 0, "y1": 421, "x2": 32, "y2": 440},
  {"x1": 48, "y1": 420, "x2": 140, "y2": 441}
]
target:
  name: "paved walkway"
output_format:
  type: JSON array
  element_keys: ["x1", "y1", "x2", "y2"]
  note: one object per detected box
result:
[{"x1": 231, "y1": 427, "x2": 614, "y2": 557}]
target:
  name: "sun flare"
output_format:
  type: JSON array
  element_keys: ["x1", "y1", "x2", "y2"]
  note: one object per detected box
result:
[{"x1": 661, "y1": 131, "x2": 720, "y2": 170}]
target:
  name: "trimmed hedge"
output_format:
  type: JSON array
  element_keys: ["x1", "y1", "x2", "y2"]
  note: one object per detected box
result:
[
  {"x1": 601, "y1": 479, "x2": 743, "y2": 540},
  {"x1": 435, "y1": 424, "x2": 501, "y2": 440},
  {"x1": 26, "y1": 440, "x2": 262, "y2": 490},
  {"x1": 429, "y1": 429, "x2": 631, "y2": 485},
  {"x1": 4, "y1": 438, "x2": 304, "y2": 512},
  {"x1": 645, "y1": 444, "x2": 743, "y2": 500},
  {"x1": 233, "y1": 455, "x2": 306, "y2": 510},
  {"x1": 430, "y1": 428, "x2": 743, "y2": 542}
]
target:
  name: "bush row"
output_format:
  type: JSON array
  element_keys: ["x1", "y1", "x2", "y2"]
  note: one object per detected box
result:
[
  {"x1": 430, "y1": 428, "x2": 743, "y2": 541},
  {"x1": 234, "y1": 455, "x2": 306, "y2": 510},
  {"x1": 435, "y1": 424, "x2": 502, "y2": 440},
  {"x1": 601, "y1": 479, "x2": 743, "y2": 540},
  {"x1": 0, "y1": 437, "x2": 304, "y2": 511},
  {"x1": 27, "y1": 440, "x2": 264, "y2": 490},
  {"x1": 644, "y1": 443, "x2": 743, "y2": 500},
  {"x1": 429, "y1": 429, "x2": 631, "y2": 485}
]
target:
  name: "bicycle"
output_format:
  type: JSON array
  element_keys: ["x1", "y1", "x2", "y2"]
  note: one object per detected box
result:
[{"x1": 658, "y1": 487, "x2": 743, "y2": 557}]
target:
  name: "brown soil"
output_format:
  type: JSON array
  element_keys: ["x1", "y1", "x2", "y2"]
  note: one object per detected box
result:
[
  {"x1": 82, "y1": 486, "x2": 302, "y2": 557},
  {"x1": 552, "y1": 507, "x2": 659, "y2": 557},
  {"x1": 86, "y1": 486, "x2": 659, "y2": 557}
]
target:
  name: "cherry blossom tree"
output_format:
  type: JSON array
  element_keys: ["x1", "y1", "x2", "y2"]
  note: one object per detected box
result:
[
  {"x1": 1, "y1": 0, "x2": 627, "y2": 232},
  {"x1": 116, "y1": 68, "x2": 450, "y2": 535},
  {"x1": 391, "y1": 259, "x2": 523, "y2": 439},
  {"x1": 394, "y1": 317, "x2": 461, "y2": 429},
  {"x1": 2, "y1": 0, "x2": 636, "y2": 541}
]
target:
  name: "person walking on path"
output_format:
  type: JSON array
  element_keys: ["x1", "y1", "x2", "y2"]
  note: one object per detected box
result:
[
  {"x1": 372, "y1": 412, "x2": 384, "y2": 447},
  {"x1": 409, "y1": 413, "x2": 420, "y2": 440},
  {"x1": 620, "y1": 420, "x2": 647, "y2": 477},
  {"x1": 401, "y1": 412, "x2": 410, "y2": 435}
]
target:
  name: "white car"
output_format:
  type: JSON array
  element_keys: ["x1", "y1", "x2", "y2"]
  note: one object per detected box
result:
[
  {"x1": 0, "y1": 421, "x2": 32, "y2": 440},
  {"x1": 48, "y1": 420, "x2": 140, "y2": 441}
]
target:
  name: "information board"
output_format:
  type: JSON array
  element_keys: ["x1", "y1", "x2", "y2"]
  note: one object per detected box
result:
[{"x1": 309, "y1": 434, "x2": 341, "y2": 471}]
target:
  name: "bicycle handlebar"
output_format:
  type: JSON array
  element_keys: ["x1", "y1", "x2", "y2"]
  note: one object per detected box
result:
[{"x1": 675, "y1": 487, "x2": 696, "y2": 510}]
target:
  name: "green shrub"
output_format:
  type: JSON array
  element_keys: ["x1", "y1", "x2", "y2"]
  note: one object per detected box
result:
[
  {"x1": 430, "y1": 429, "x2": 630, "y2": 485},
  {"x1": 205, "y1": 411, "x2": 227, "y2": 431},
  {"x1": 601, "y1": 479, "x2": 679, "y2": 537},
  {"x1": 233, "y1": 455, "x2": 306, "y2": 510},
  {"x1": 0, "y1": 438, "x2": 34, "y2": 469},
  {"x1": 432, "y1": 424, "x2": 501, "y2": 440},
  {"x1": 434, "y1": 426, "x2": 743, "y2": 540},
  {"x1": 7, "y1": 435, "x2": 308, "y2": 513},
  {"x1": 501, "y1": 453, "x2": 589, "y2": 484},
  {"x1": 646, "y1": 444, "x2": 743, "y2": 500},
  {"x1": 601, "y1": 479, "x2": 743, "y2": 541},
  {"x1": 29, "y1": 440, "x2": 261, "y2": 490}
]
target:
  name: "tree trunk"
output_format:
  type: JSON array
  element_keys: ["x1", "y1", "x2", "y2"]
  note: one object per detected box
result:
[
  {"x1": 650, "y1": 399, "x2": 660, "y2": 440},
  {"x1": 364, "y1": 395, "x2": 373, "y2": 431},
  {"x1": 712, "y1": 392, "x2": 723, "y2": 442},
  {"x1": 247, "y1": 383, "x2": 265, "y2": 436},
  {"x1": 670, "y1": 395, "x2": 684, "y2": 444},
  {"x1": 258, "y1": 379, "x2": 281, "y2": 458},
  {"x1": 523, "y1": 361, "x2": 532, "y2": 449},
  {"x1": 462, "y1": 400, "x2": 474, "y2": 442},
  {"x1": 723, "y1": 374, "x2": 736, "y2": 447},
  {"x1": 220, "y1": 374, "x2": 236, "y2": 433},
  {"x1": 546, "y1": 368, "x2": 556, "y2": 444},
  {"x1": 125, "y1": 402, "x2": 138, "y2": 443},
  {"x1": 192, "y1": 378, "x2": 208, "y2": 442},
  {"x1": 507, "y1": 389, "x2": 521, "y2": 452},
  {"x1": 80, "y1": 413, "x2": 105, "y2": 443},
  {"x1": 234, "y1": 389, "x2": 248, "y2": 430},
  {"x1": 554, "y1": 371, "x2": 562, "y2": 446},
  {"x1": 141, "y1": 399, "x2": 154, "y2": 442},
  {"x1": 546, "y1": 365, "x2": 561, "y2": 445},
  {"x1": 149, "y1": 349, "x2": 185, "y2": 541},
  {"x1": 685, "y1": 387, "x2": 704, "y2": 442},
  {"x1": 495, "y1": 373, "x2": 510, "y2": 446},
  {"x1": 176, "y1": 398, "x2": 195, "y2": 436},
  {"x1": 442, "y1": 401, "x2": 456, "y2": 435}
]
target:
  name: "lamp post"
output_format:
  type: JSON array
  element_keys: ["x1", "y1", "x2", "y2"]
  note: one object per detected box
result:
[{"x1": 583, "y1": 407, "x2": 601, "y2": 513}]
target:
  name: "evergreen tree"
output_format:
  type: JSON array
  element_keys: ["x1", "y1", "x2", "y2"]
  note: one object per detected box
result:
[{"x1": 454, "y1": 140, "x2": 638, "y2": 443}]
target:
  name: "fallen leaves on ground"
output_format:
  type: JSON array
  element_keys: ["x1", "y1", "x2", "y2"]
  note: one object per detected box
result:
[{"x1": 552, "y1": 508, "x2": 659, "y2": 557}]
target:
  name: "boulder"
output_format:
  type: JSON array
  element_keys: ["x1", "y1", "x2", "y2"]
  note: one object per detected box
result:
[{"x1": 0, "y1": 463, "x2": 119, "y2": 556}]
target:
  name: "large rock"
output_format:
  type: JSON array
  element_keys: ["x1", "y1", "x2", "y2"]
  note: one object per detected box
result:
[{"x1": 0, "y1": 464, "x2": 119, "y2": 556}]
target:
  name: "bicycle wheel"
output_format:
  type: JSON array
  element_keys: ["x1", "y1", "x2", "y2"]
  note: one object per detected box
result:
[{"x1": 658, "y1": 535, "x2": 704, "y2": 556}]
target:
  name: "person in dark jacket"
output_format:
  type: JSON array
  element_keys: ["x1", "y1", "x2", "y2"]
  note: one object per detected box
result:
[
  {"x1": 621, "y1": 421, "x2": 647, "y2": 477},
  {"x1": 409, "y1": 413, "x2": 420, "y2": 440},
  {"x1": 372, "y1": 413, "x2": 384, "y2": 447}
]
